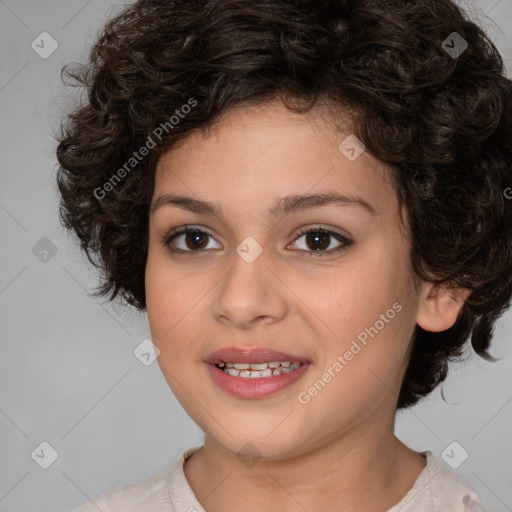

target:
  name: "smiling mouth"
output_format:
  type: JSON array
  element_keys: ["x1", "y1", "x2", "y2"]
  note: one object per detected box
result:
[{"x1": 215, "y1": 361, "x2": 302, "y2": 378}]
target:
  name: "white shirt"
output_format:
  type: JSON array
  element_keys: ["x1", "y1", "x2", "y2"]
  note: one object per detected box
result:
[{"x1": 71, "y1": 446, "x2": 487, "y2": 512}]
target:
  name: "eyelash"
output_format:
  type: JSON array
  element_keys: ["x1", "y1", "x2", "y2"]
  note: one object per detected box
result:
[{"x1": 162, "y1": 225, "x2": 353, "y2": 258}]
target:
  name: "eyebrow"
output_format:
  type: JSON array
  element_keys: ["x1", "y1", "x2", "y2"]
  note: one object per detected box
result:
[{"x1": 150, "y1": 191, "x2": 377, "y2": 217}]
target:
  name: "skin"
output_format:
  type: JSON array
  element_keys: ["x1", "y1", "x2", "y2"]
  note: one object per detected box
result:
[{"x1": 145, "y1": 99, "x2": 470, "y2": 512}]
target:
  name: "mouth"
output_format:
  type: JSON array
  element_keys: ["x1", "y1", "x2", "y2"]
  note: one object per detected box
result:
[
  {"x1": 215, "y1": 360, "x2": 302, "y2": 378},
  {"x1": 205, "y1": 347, "x2": 310, "y2": 399}
]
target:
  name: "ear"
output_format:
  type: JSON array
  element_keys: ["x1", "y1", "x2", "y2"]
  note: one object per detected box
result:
[{"x1": 416, "y1": 281, "x2": 471, "y2": 332}]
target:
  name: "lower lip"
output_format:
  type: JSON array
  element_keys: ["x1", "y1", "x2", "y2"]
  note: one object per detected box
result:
[{"x1": 207, "y1": 363, "x2": 310, "y2": 399}]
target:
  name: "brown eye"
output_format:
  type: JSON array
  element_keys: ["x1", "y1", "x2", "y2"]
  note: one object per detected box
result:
[
  {"x1": 291, "y1": 227, "x2": 353, "y2": 257},
  {"x1": 182, "y1": 231, "x2": 209, "y2": 250},
  {"x1": 164, "y1": 226, "x2": 221, "y2": 252},
  {"x1": 303, "y1": 231, "x2": 331, "y2": 251},
  {"x1": 163, "y1": 225, "x2": 353, "y2": 257}
]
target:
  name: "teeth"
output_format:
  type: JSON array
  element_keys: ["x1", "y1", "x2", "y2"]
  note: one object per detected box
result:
[
  {"x1": 250, "y1": 363, "x2": 268, "y2": 370},
  {"x1": 216, "y1": 361, "x2": 303, "y2": 378}
]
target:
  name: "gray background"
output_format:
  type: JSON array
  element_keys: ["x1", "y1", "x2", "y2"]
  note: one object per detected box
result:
[{"x1": 0, "y1": 1, "x2": 511, "y2": 511}]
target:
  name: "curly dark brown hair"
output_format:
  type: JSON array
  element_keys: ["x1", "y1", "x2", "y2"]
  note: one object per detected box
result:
[{"x1": 55, "y1": 0, "x2": 512, "y2": 409}]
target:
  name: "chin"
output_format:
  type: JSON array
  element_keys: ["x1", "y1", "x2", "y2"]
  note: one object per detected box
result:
[{"x1": 209, "y1": 425, "x2": 311, "y2": 462}]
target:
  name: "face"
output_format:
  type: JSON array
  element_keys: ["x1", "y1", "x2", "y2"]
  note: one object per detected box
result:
[{"x1": 145, "y1": 100, "x2": 423, "y2": 460}]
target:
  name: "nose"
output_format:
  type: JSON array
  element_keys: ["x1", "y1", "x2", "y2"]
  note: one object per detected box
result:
[{"x1": 212, "y1": 248, "x2": 288, "y2": 330}]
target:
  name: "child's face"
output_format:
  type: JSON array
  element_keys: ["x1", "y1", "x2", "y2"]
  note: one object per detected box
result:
[{"x1": 145, "y1": 100, "x2": 423, "y2": 459}]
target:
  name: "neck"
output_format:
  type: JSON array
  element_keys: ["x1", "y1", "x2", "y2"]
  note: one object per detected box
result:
[{"x1": 183, "y1": 420, "x2": 426, "y2": 512}]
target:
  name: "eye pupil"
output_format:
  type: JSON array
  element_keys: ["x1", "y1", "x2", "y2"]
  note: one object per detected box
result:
[
  {"x1": 186, "y1": 231, "x2": 208, "y2": 250},
  {"x1": 165, "y1": 227, "x2": 349, "y2": 256},
  {"x1": 306, "y1": 232, "x2": 329, "y2": 251}
]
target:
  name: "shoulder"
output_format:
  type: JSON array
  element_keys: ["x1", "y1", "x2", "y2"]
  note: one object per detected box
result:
[
  {"x1": 69, "y1": 446, "x2": 204, "y2": 512},
  {"x1": 388, "y1": 451, "x2": 487, "y2": 512},
  {"x1": 70, "y1": 468, "x2": 172, "y2": 512},
  {"x1": 427, "y1": 452, "x2": 487, "y2": 511}
]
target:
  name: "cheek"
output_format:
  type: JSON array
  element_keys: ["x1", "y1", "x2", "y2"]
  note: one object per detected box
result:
[
  {"x1": 294, "y1": 250, "x2": 407, "y2": 343},
  {"x1": 299, "y1": 310, "x2": 414, "y2": 431},
  {"x1": 145, "y1": 250, "x2": 216, "y2": 371},
  {"x1": 302, "y1": 247, "x2": 415, "y2": 385},
  {"x1": 145, "y1": 250, "x2": 190, "y2": 346}
]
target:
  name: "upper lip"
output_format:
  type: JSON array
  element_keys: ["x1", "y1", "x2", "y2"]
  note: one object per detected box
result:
[{"x1": 205, "y1": 347, "x2": 310, "y2": 365}]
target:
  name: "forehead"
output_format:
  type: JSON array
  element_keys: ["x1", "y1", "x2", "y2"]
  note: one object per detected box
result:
[{"x1": 153, "y1": 100, "x2": 400, "y2": 221}]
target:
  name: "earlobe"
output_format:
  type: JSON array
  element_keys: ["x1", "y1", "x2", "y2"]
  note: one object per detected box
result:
[{"x1": 416, "y1": 282, "x2": 471, "y2": 333}]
